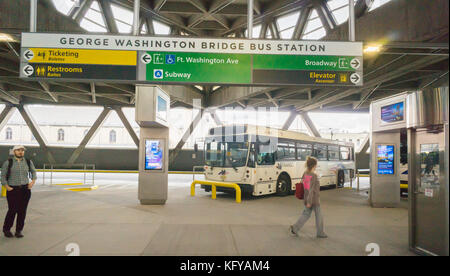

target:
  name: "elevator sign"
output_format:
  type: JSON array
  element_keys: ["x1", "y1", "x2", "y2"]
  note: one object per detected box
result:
[{"x1": 20, "y1": 32, "x2": 363, "y2": 86}]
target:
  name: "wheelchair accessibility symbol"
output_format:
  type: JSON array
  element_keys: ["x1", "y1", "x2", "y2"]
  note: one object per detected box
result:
[{"x1": 165, "y1": 55, "x2": 176, "y2": 65}]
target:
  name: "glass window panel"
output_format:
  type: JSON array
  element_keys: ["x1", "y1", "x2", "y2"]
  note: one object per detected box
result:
[
  {"x1": 280, "y1": 27, "x2": 295, "y2": 39},
  {"x1": 314, "y1": 144, "x2": 328, "y2": 160},
  {"x1": 52, "y1": 0, "x2": 76, "y2": 15},
  {"x1": 340, "y1": 146, "x2": 350, "y2": 160},
  {"x1": 302, "y1": 27, "x2": 326, "y2": 40},
  {"x1": 111, "y1": 4, "x2": 134, "y2": 25},
  {"x1": 331, "y1": 6, "x2": 349, "y2": 25},
  {"x1": 115, "y1": 20, "x2": 132, "y2": 33},
  {"x1": 80, "y1": 18, "x2": 107, "y2": 32},
  {"x1": 328, "y1": 148, "x2": 339, "y2": 161},
  {"x1": 327, "y1": 0, "x2": 348, "y2": 10},
  {"x1": 153, "y1": 21, "x2": 171, "y2": 35},
  {"x1": 369, "y1": 0, "x2": 392, "y2": 11},
  {"x1": 297, "y1": 148, "x2": 313, "y2": 161},
  {"x1": 277, "y1": 11, "x2": 300, "y2": 31},
  {"x1": 85, "y1": 7, "x2": 106, "y2": 27}
]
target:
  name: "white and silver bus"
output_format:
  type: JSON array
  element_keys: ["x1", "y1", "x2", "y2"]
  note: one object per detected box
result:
[{"x1": 202, "y1": 125, "x2": 356, "y2": 196}]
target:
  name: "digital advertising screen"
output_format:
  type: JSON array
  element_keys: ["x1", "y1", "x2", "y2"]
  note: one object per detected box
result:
[
  {"x1": 377, "y1": 145, "x2": 395, "y2": 175},
  {"x1": 381, "y1": 102, "x2": 404, "y2": 123},
  {"x1": 157, "y1": 95, "x2": 167, "y2": 121},
  {"x1": 145, "y1": 139, "x2": 164, "y2": 170}
]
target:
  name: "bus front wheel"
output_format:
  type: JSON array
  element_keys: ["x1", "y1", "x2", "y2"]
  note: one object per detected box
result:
[{"x1": 276, "y1": 175, "x2": 290, "y2": 196}]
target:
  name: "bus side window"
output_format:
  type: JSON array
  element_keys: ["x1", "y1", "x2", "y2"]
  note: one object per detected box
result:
[
  {"x1": 328, "y1": 146, "x2": 340, "y2": 161},
  {"x1": 314, "y1": 144, "x2": 328, "y2": 160},
  {"x1": 257, "y1": 144, "x2": 276, "y2": 165},
  {"x1": 340, "y1": 146, "x2": 351, "y2": 161}
]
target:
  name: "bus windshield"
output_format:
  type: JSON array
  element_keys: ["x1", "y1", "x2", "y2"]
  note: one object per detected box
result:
[{"x1": 205, "y1": 142, "x2": 249, "y2": 168}]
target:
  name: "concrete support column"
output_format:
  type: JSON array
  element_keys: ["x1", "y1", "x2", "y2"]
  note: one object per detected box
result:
[
  {"x1": 67, "y1": 107, "x2": 111, "y2": 164},
  {"x1": 114, "y1": 107, "x2": 139, "y2": 147},
  {"x1": 299, "y1": 111, "x2": 321, "y2": 138},
  {"x1": 17, "y1": 105, "x2": 56, "y2": 164}
]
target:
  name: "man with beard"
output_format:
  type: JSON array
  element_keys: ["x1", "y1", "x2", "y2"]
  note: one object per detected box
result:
[{"x1": 1, "y1": 145, "x2": 37, "y2": 238}]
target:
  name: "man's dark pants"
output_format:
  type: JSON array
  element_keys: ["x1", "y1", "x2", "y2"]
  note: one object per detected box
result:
[{"x1": 3, "y1": 185, "x2": 31, "y2": 233}]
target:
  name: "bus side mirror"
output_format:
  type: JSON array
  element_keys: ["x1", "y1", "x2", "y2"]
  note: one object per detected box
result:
[{"x1": 194, "y1": 143, "x2": 198, "y2": 152}]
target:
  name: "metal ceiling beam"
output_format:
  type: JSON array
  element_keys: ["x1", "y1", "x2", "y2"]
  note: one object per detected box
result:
[
  {"x1": 0, "y1": 105, "x2": 15, "y2": 133},
  {"x1": 67, "y1": 107, "x2": 111, "y2": 164},
  {"x1": 282, "y1": 110, "x2": 298, "y2": 130},
  {"x1": 90, "y1": 82, "x2": 96, "y2": 103},
  {"x1": 113, "y1": 106, "x2": 139, "y2": 147},
  {"x1": 0, "y1": 83, "x2": 20, "y2": 104},
  {"x1": 72, "y1": 0, "x2": 94, "y2": 23},
  {"x1": 99, "y1": 0, "x2": 119, "y2": 33},
  {"x1": 17, "y1": 104, "x2": 56, "y2": 164},
  {"x1": 169, "y1": 108, "x2": 204, "y2": 165},
  {"x1": 38, "y1": 81, "x2": 58, "y2": 102},
  {"x1": 293, "y1": 6, "x2": 312, "y2": 39},
  {"x1": 299, "y1": 111, "x2": 321, "y2": 137},
  {"x1": 314, "y1": 0, "x2": 337, "y2": 33}
]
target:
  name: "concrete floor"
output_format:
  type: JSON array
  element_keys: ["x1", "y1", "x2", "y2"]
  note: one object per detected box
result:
[{"x1": 0, "y1": 174, "x2": 414, "y2": 256}]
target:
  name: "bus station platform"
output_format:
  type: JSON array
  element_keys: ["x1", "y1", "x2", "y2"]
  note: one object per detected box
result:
[{"x1": 0, "y1": 174, "x2": 413, "y2": 256}]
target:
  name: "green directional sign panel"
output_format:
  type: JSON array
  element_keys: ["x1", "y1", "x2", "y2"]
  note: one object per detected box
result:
[
  {"x1": 137, "y1": 51, "x2": 362, "y2": 86},
  {"x1": 140, "y1": 52, "x2": 252, "y2": 84}
]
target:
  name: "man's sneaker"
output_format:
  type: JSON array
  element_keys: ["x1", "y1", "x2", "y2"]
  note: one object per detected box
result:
[
  {"x1": 3, "y1": 231, "x2": 14, "y2": 238},
  {"x1": 15, "y1": 232, "x2": 24, "y2": 238},
  {"x1": 317, "y1": 233, "x2": 328, "y2": 238},
  {"x1": 289, "y1": 225, "x2": 298, "y2": 237}
]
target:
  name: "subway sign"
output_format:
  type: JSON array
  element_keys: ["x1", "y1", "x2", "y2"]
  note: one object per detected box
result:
[{"x1": 20, "y1": 33, "x2": 363, "y2": 86}]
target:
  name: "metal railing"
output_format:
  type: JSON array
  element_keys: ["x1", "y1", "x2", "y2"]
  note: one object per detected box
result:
[
  {"x1": 191, "y1": 180, "x2": 241, "y2": 203},
  {"x1": 42, "y1": 163, "x2": 95, "y2": 186},
  {"x1": 192, "y1": 165, "x2": 205, "y2": 181}
]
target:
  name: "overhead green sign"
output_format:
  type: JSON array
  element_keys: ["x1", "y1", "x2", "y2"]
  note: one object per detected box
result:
[
  {"x1": 20, "y1": 33, "x2": 363, "y2": 86},
  {"x1": 137, "y1": 51, "x2": 362, "y2": 86}
]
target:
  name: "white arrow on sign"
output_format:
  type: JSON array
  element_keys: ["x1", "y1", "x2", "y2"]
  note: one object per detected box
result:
[
  {"x1": 350, "y1": 58, "x2": 361, "y2": 70},
  {"x1": 141, "y1": 53, "x2": 152, "y2": 64},
  {"x1": 350, "y1": 73, "x2": 361, "y2": 84},
  {"x1": 23, "y1": 49, "x2": 34, "y2": 61},
  {"x1": 23, "y1": 65, "x2": 34, "y2": 76}
]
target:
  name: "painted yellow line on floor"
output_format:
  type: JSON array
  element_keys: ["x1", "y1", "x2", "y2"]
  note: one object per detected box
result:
[
  {"x1": 52, "y1": 183, "x2": 84, "y2": 186},
  {"x1": 65, "y1": 185, "x2": 98, "y2": 192}
]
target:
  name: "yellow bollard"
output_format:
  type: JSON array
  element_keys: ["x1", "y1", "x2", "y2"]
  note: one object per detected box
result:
[
  {"x1": 212, "y1": 185, "x2": 217, "y2": 200},
  {"x1": 1, "y1": 185, "x2": 6, "y2": 197}
]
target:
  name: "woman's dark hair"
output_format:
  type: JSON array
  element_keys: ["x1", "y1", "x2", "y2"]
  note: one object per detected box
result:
[{"x1": 305, "y1": 156, "x2": 318, "y2": 172}]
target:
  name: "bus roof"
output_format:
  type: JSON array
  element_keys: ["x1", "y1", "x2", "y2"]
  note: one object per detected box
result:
[{"x1": 207, "y1": 125, "x2": 354, "y2": 147}]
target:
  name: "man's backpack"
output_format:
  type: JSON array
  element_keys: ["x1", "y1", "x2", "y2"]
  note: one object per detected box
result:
[{"x1": 6, "y1": 158, "x2": 32, "y2": 181}]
